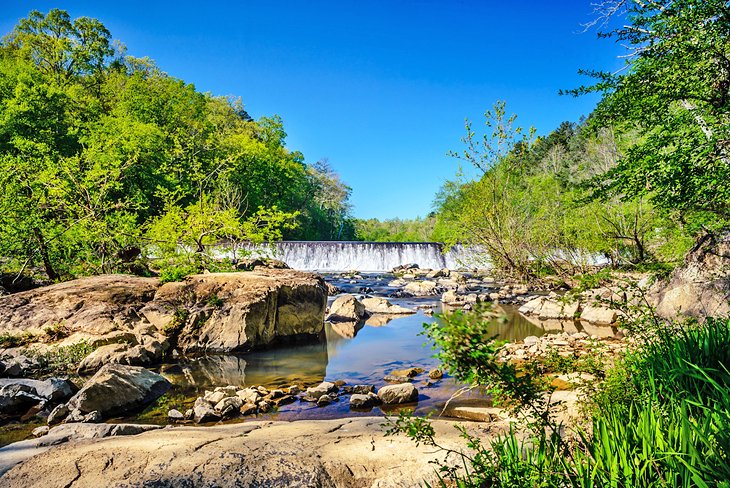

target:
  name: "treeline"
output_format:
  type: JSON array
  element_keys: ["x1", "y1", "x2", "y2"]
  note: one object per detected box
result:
[
  {"x1": 353, "y1": 216, "x2": 436, "y2": 242},
  {"x1": 0, "y1": 10, "x2": 355, "y2": 281},
  {"x1": 365, "y1": 0, "x2": 730, "y2": 279}
]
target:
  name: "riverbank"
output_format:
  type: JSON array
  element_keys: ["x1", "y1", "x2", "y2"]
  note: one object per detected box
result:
[{"x1": 0, "y1": 416, "x2": 501, "y2": 487}]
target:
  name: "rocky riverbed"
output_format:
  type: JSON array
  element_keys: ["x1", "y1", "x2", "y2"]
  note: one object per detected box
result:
[{"x1": 0, "y1": 263, "x2": 630, "y2": 485}]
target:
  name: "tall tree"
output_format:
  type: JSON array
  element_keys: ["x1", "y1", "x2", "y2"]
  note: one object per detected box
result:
[{"x1": 572, "y1": 0, "x2": 730, "y2": 228}]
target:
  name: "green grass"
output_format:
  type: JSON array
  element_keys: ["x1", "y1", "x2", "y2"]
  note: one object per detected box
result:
[{"x1": 396, "y1": 314, "x2": 730, "y2": 488}]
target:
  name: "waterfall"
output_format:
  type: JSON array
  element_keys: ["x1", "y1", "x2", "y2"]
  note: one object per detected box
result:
[{"x1": 229, "y1": 241, "x2": 481, "y2": 272}]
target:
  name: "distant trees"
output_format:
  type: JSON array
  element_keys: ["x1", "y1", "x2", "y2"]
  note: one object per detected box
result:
[
  {"x1": 430, "y1": 101, "x2": 680, "y2": 278},
  {"x1": 354, "y1": 216, "x2": 436, "y2": 242},
  {"x1": 0, "y1": 9, "x2": 354, "y2": 281}
]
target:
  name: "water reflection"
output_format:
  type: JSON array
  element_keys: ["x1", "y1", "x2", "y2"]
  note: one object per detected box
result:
[{"x1": 151, "y1": 297, "x2": 555, "y2": 423}]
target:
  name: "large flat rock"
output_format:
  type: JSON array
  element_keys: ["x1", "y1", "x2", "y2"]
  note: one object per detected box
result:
[
  {"x1": 0, "y1": 275, "x2": 158, "y2": 337},
  {"x1": 0, "y1": 417, "x2": 495, "y2": 487},
  {"x1": 0, "y1": 270, "x2": 327, "y2": 356}
]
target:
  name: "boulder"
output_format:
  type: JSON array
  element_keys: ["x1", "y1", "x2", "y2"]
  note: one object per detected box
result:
[
  {"x1": 326, "y1": 294, "x2": 366, "y2": 322},
  {"x1": 426, "y1": 269, "x2": 449, "y2": 279},
  {"x1": 377, "y1": 383, "x2": 419, "y2": 404},
  {"x1": 193, "y1": 398, "x2": 221, "y2": 423},
  {"x1": 0, "y1": 378, "x2": 74, "y2": 403},
  {"x1": 0, "y1": 384, "x2": 45, "y2": 415},
  {"x1": 168, "y1": 409, "x2": 185, "y2": 421},
  {"x1": 403, "y1": 281, "x2": 439, "y2": 296},
  {"x1": 65, "y1": 364, "x2": 170, "y2": 419},
  {"x1": 349, "y1": 392, "x2": 381, "y2": 409},
  {"x1": 651, "y1": 233, "x2": 730, "y2": 319},
  {"x1": 580, "y1": 305, "x2": 618, "y2": 325},
  {"x1": 151, "y1": 270, "x2": 327, "y2": 353},
  {"x1": 305, "y1": 381, "x2": 338, "y2": 400},
  {"x1": 360, "y1": 297, "x2": 414, "y2": 315}
]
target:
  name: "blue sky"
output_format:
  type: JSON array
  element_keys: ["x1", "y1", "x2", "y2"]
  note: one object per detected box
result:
[{"x1": 1, "y1": 1, "x2": 625, "y2": 219}]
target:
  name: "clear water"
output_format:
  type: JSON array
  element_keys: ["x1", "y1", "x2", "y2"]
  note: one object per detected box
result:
[{"x1": 133, "y1": 275, "x2": 549, "y2": 424}]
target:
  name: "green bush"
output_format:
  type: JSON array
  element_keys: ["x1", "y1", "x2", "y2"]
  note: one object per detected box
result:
[{"x1": 391, "y1": 311, "x2": 730, "y2": 487}]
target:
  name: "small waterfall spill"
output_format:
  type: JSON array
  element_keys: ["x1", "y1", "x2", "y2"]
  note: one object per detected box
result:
[{"x1": 234, "y1": 241, "x2": 478, "y2": 272}]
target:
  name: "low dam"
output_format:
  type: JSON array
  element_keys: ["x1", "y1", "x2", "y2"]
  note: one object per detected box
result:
[{"x1": 236, "y1": 241, "x2": 480, "y2": 272}]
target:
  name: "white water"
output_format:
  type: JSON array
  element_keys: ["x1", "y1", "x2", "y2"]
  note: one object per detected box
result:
[{"x1": 229, "y1": 241, "x2": 483, "y2": 272}]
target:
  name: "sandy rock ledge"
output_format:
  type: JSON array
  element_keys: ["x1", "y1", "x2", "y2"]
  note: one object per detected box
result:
[{"x1": 0, "y1": 417, "x2": 497, "y2": 488}]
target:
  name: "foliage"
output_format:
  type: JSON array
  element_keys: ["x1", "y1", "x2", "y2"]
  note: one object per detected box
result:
[
  {"x1": 393, "y1": 307, "x2": 730, "y2": 487},
  {"x1": 572, "y1": 0, "x2": 730, "y2": 230},
  {"x1": 354, "y1": 216, "x2": 437, "y2": 242},
  {"x1": 24, "y1": 340, "x2": 95, "y2": 374},
  {"x1": 424, "y1": 305, "x2": 556, "y2": 431},
  {"x1": 431, "y1": 101, "x2": 687, "y2": 277},
  {"x1": 0, "y1": 331, "x2": 37, "y2": 348},
  {"x1": 0, "y1": 9, "x2": 355, "y2": 282}
]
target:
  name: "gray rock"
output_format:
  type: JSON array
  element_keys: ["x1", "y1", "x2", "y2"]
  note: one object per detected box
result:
[
  {"x1": 316, "y1": 395, "x2": 333, "y2": 407},
  {"x1": 0, "y1": 378, "x2": 74, "y2": 403},
  {"x1": 215, "y1": 396, "x2": 243, "y2": 417},
  {"x1": 349, "y1": 392, "x2": 381, "y2": 409},
  {"x1": 0, "y1": 383, "x2": 45, "y2": 415},
  {"x1": 31, "y1": 426, "x2": 49, "y2": 437},
  {"x1": 3, "y1": 356, "x2": 34, "y2": 377},
  {"x1": 83, "y1": 411, "x2": 102, "y2": 423},
  {"x1": 167, "y1": 409, "x2": 184, "y2": 421},
  {"x1": 65, "y1": 364, "x2": 170, "y2": 419},
  {"x1": 236, "y1": 388, "x2": 261, "y2": 404},
  {"x1": 326, "y1": 294, "x2": 366, "y2": 322},
  {"x1": 193, "y1": 403, "x2": 220, "y2": 423},
  {"x1": 377, "y1": 383, "x2": 419, "y2": 405},
  {"x1": 305, "y1": 381, "x2": 338, "y2": 400},
  {"x1": 47, "y1": 404, "x2": 69, "y2": 425}
]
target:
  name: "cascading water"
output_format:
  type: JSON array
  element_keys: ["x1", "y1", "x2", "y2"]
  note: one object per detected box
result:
[{"x1": 231, "y1": 241, "x2": 482, "y2": 272}]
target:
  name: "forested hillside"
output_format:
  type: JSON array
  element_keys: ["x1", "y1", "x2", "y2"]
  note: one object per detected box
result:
[{"x1": 0, "y1": 9, "x2": 355, "y2": 281}]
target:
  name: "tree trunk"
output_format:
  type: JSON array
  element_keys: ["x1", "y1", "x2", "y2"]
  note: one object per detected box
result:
[{"x1": 33, "y1": 227, "x2": 59, "y2": 281}]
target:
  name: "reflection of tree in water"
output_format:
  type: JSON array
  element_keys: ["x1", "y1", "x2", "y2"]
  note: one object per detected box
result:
[{"x1": 179, "y1": 341, "x2": 329, "y2": 390}]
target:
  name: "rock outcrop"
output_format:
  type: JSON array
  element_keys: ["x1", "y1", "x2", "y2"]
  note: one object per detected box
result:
[
  {"x1": 651, "y1": 233, "x2": 730, "y2": 319},
  {"x1": 146, "y1": 270, "x2": 327, "y2": 352},
  {"x1": 0, "y1": 275, "x2": 159, "y2": 338},
  {"x1": 0, "y1": 269, "x2": 327, "y2": 358}
]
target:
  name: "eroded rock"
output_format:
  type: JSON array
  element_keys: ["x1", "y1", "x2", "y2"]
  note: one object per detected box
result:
[{"x1": 65, "y1": 364, "x2": 170, "y2": 420}]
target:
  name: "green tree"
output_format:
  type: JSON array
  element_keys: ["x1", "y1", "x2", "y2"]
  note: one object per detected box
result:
[{"x1": 573, "y1": 0, "x2": 730, "y2": 229}]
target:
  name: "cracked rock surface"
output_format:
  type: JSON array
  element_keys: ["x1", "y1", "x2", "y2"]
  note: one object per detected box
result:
[{"x1": 0, "y1": 417, "x2": 496, "y2": 487}]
